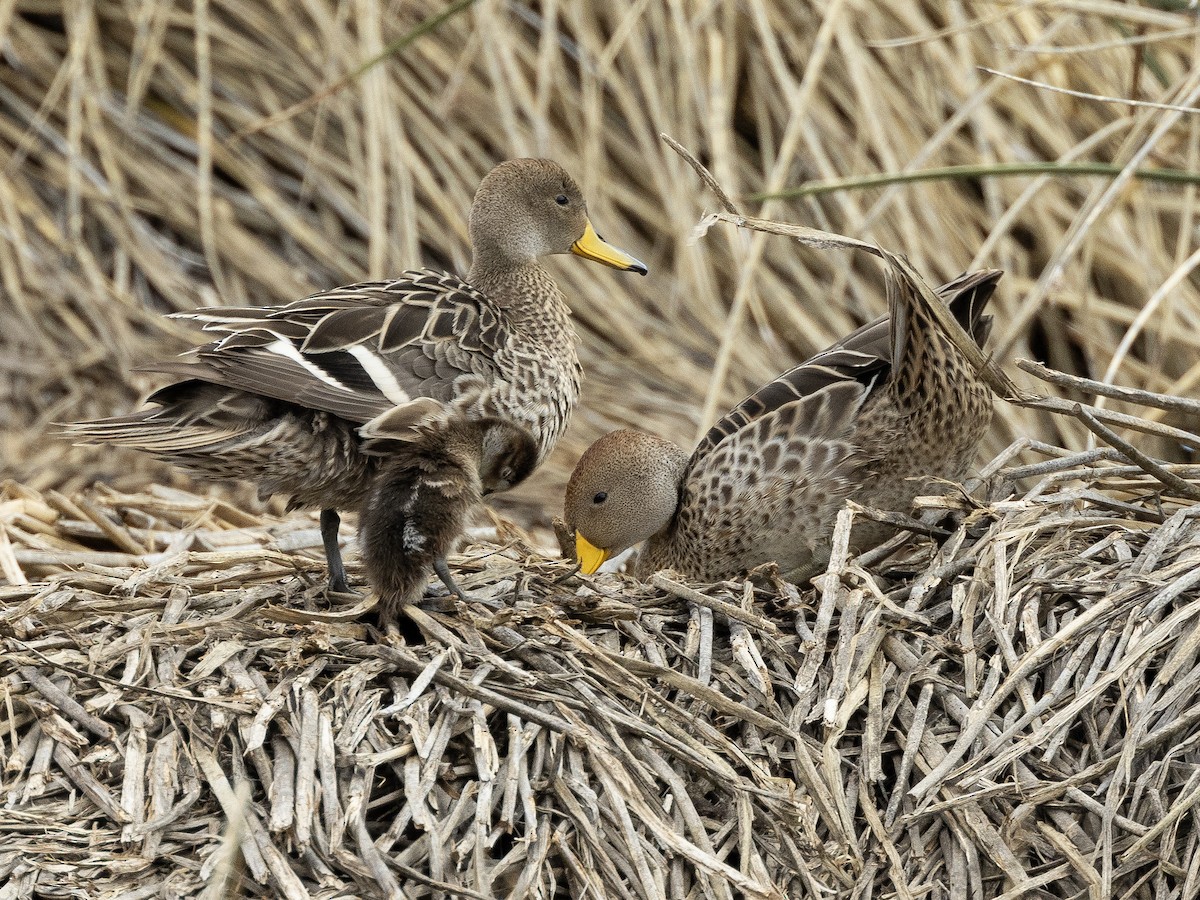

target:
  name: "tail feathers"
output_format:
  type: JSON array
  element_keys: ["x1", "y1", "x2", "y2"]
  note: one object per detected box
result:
[
  {"x1": 136, "y1": 358, "x2": 223, "y2": 383},
  {"x1": 942, "y1": 269, "x2": 1002, "y2": 346},
  {"x1": 63, "y1": 412, "x2": 257, "y2": 455},
  {"x1": 62, "y1": 382, "x2": 273, "y2": 455},
  {"x1": 888, "y1": 264, "x2": 1001, "y2": 379}
]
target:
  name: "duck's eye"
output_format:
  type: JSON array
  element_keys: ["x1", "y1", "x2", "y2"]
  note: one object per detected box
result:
[
  {"x1": 555, "y1": 194, "x2": 569, "y2": 207},
  {"x1": 593, "y1": 491, "x2": 607, "y2": 504}
]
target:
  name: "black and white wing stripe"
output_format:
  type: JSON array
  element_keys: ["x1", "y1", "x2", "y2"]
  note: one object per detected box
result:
[{"x1": 145, "y1": 270, "x2": 508, "y2": 425}]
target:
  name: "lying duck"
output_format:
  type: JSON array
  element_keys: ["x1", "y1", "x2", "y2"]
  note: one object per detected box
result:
[
  {"x1": 355, "y1": 403, "x2": 537, "y2": 619},
  {"x1": 563, "y1": 268, "x2": 1002, "y2": 582},
  {"x1": 68, "y1": 159, "x2": 647, "y2": 592}
]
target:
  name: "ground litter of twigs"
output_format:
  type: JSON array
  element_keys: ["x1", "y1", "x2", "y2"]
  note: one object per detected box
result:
[{"x1": 4, "y1": 424, "x2": 1200, "y2": 899}]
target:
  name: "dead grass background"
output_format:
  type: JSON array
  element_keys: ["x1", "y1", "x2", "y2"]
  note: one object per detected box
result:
[
  {"x1": 5, "y1": 1, "x2": 1200, "y2": 898},
  {"x1": 4, "y1": 0, "x2": 1200, "y2": 512}
]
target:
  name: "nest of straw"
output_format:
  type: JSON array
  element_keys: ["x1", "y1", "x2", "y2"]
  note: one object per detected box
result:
[{"x1": 4, "y1": 388, "x2": 1200, "y2": 898}]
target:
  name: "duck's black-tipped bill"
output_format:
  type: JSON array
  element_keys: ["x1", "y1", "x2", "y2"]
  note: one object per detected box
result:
[{"x1": 571, "y1": 221, "x2": 647, "y2": 275}]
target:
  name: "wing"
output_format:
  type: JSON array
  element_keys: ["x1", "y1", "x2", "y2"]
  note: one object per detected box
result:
[
  {"x1": 143, "y1": 270, "x2": 508, "y2": 424},
  {"x1": 695, "y1": 269, "x2": 1001, "y2": 455},
  {"x1": 678, "y1": 380, "x2": 872, "y2": 571}
]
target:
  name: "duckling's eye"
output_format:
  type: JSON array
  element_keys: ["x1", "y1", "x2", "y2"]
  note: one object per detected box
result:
[
  {"x1": 555, "y1": 194, "x2": 569, "y2": 207},
  {"x1": 593, "y1": 491, "x2": 607, "y2": 504}
]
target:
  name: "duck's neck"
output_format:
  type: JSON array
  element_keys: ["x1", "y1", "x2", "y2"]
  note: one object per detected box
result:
[
  {"x1": 632, "y1": 458, "x2": 695, "y2": 578},
  {"x1": 637, "y1": 518, "x2": 690, "y2": 580},
  {"x1": 888, "y1": 290, "x2": 975, "y2": 409},
  {"x1": 470, "y1": 258, "x2": 569, "y2": 322},
  {"x1": 470, "y1": 255, "x2": 559, "y2": 309}
]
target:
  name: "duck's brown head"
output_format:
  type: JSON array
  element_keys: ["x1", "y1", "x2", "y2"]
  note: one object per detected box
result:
[
  {"x1": 563, "y1": 429, "x2": 689, "y2": 574},
  {"x1": 470, "y1": 159, "x2": 646, "y2": 274}
]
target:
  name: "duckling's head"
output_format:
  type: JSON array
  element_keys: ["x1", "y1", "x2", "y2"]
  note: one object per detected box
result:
[
  {"x1": 477, "y1": 419, "x2": 539, "y2": 495},
  {"x1": 563, "y1": 429, "x2": 690, "y2": 574},
  {"x1": 470, "y1": 159, "x2": 646, "y2": 274}
]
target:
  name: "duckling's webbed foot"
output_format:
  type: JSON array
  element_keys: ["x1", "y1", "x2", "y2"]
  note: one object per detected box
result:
[
  {"x1": 433, "y1": 557, "x2": 469, "y2": 604},
  {"x1": 320, "y1": 509, "x2": 352, "y2": 594}
]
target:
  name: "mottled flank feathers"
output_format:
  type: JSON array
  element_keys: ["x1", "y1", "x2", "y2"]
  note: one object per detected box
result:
[{"x1": 565, "y1": 269, "x2": 1002, "y2": 582}]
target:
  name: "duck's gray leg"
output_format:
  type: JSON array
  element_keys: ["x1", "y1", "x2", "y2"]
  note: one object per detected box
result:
[
  {"x1": 320, "y1": 509, "x2": 351, "y2": 594},
  {"x1": 433, "y1": 558, "x2": 468, "y2": 603}
]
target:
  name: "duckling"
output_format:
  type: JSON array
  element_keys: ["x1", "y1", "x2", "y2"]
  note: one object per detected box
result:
[
  {"x1": 67, "y1": 159, "x2": 646, "y2": 593},
  {"x1": 564, "y1": 269, "x2": 1002, "y2": 582},
  {"x1": 355, "y1": 406, "x2": 537, "y2": 620}
]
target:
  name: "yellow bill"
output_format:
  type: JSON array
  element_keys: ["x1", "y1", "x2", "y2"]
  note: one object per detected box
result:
[
  {"x1": 574, "y1": 530, "x2": 611, "y2": 575},
  {"x1": 571, "y1": 221, "x2": 648, "y2": 275}
]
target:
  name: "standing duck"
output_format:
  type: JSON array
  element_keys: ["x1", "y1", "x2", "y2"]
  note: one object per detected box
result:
[
  {"x1": 563, "y1": 268, "x2": 1002, "y2": 582},
  {"x1": 355, "y1": 405, "x2": 538, "y2": 619},
  {"x1": 68, "y1": 159, "x2": 647, "y2": 593}
]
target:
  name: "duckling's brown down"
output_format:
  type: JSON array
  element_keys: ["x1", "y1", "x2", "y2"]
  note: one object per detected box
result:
[{"x1": 357, "y1": 413, "x2": 537, "y2": 621}]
